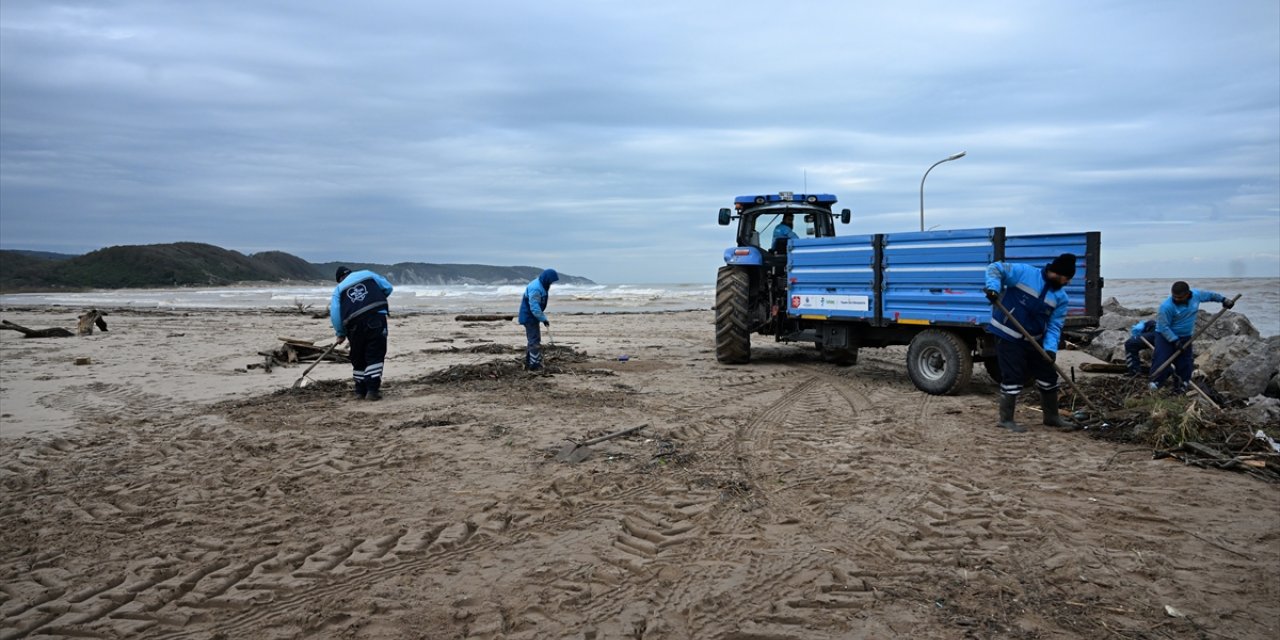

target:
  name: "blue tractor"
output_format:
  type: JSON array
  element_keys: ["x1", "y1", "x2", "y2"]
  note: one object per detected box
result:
[{"x1": 716, "y1": 192, "x2": 1102, "y2": 394}]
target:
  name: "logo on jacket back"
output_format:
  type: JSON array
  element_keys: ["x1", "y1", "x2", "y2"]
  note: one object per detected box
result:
[{"x1": 346, "y1": 284, "x2": 369, "y2": 303}]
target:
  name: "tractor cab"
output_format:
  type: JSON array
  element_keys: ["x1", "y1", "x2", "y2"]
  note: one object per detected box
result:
[{"x1": 719, "y1": 192, "x2": 850, "y2": 268}]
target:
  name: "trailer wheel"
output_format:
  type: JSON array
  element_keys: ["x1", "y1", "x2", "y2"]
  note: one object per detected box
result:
[
  {"x1": 906, "y1": 329, "x2": 972, "y2": 395},
  {"x1": 715, "y1": 267, "x2": 751, "y2": 364}
]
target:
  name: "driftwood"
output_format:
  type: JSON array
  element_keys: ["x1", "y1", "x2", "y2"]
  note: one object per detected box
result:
[
  {"x1": 455, "y1": 314, "x2": 515, "y2": 322},
  {"x1": 1080, "y1": 362, "x2": 1130, "y2": 374},
  {"x1": 78, "y1": 309, "x2": 108, "y2": 335},
  {"x1": 0, "y1": 319, "x2": 74, "y2": 338},
  {"x1": 248, "y1": 339, "x2": 349, "y2": 373}
]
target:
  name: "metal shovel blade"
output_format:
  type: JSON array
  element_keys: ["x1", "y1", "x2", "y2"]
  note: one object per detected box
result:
[
  {"x1": 555, "y1": 442, "x2": 592, "y2": 463},
  {"x1": 291, "y1": 342, "x2": 339, "y2": 390},
  {"x1": 553, "y1": 424, "x2": 648, "y2": 464}
]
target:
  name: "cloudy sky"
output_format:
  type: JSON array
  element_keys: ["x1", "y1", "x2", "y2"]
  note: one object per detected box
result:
[{"x1": 1, "y1": 1, "x2": 1277, "y2": 283}]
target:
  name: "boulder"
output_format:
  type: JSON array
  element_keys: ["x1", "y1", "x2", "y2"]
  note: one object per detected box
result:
[
  {"x1": 1194, "y1": 335, "x2": 1258, "y2": 379},
  {"x1": 1195, "y1": 310, "x2": 1259, "y2": 340},
  {"x1": 1216, "y1": 336, "x2": 1280, "y2": 399},
  {"x1": 1241, "y1": 395, "x2": 1280, "y2": 426},
  {"x1": 1099, "y1": 313, "x2": 1153, "y2": 332},
  {"x1": 1083, "y1": 329, "x2": 1129, "y2": 363},
  {"x1": 1102, "y1": 297, "x2": 1154, "y2": 317}
]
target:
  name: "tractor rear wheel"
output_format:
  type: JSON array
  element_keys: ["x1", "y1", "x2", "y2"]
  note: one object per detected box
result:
[{"x1": 715, "y1": 267, "x2": 751, "y2": 364}]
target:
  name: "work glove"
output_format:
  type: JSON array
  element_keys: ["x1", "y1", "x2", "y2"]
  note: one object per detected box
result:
[
  {"x1": 1222, "y1": 298, "x2": 1235, "y2": 309},
  {"x1": 335, "y1": 335, "x2": 346, "y2": 345},
  {"x1": 542, "y1": 320, "x2": 550, "y2": 328},
  {"x1": 1177, "y1": 337, "x2": 1192, "y2": 349},
  {"x1": 983, "y1": 289, "x2": 1000, "y2": 304}
]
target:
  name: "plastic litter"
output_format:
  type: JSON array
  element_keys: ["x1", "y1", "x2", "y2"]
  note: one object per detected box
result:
[{"x1": 1255, "y1": 430, "x2": 1280, "y2": 454}]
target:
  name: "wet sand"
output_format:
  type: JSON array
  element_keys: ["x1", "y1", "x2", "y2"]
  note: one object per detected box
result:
[{"x1": 1, "y1": 308, "x2": 1277, "y2": 639}]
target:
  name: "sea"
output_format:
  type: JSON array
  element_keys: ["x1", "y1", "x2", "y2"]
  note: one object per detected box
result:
[{"x1": 2, "y1": 277, "x2": 1277, "y2": 337}]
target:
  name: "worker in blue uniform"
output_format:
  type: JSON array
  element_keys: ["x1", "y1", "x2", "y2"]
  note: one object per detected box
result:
[
  {"x1": 983, "y1": 253, "x2": 1079, "y2": 433},
  {"x1": 518, "y1": 269, "x2": 559, "y2": 371},
  {"x1": 771, "y1": 213, "x2": 799, "y2": 252},
  {"x1": 330, "y1": 266, "x2": 394, "y2": 400},
  {"x1": 1149, "y1": 281, "x2": 1232, "y2": 392},
  {"x1": 1124, "y1": 319, "x2": 1157, "y2": 377}
]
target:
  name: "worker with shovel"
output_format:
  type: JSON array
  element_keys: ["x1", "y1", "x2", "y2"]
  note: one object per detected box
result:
[
  {"x1": 518, "y1": 268, "x2": 559, "y2": 371},
  {"x1": 1124, "y1": 319, "x2": 1157, "y2": 377},
  {"x1": 1149, "y1": 281, "x2": 1233, "y2": 393},
  {"x1": 330, "y1": 266, "x2": 394, "y2": 400},
  {"x1": 984, "y1": 253, "x2": 1079, "y2": 433}
]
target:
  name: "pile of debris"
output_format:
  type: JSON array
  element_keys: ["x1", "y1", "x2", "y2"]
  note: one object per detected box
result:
[
  {"x1": 1071, "y1": 375, "x2": 1280, "y2": 482},
  {"x1": 420, "y1": 359, "x2": 551, "y2": 383},
  {"x1": 419, "y1": 346, "x2": 592, "y2": 384},
  {"x1": 249, "y1": 337, "x2": 349, "y2": 373}
]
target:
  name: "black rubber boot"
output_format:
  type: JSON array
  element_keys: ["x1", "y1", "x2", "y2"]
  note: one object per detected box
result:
[
  {"x1": 1041, "y1": 391, "x2": 1079, "y2": 430},
  {"x1": 997, "y1": 393, "x2": 1026, "y2": 433}
]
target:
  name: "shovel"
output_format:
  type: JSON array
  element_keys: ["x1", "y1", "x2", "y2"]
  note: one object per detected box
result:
[
  {"x1": 292, "y1": 341, "x2": 340, "y2": 389},
  {"x1": 555, "y1": 424, "x2": 648, "y2": 463}
]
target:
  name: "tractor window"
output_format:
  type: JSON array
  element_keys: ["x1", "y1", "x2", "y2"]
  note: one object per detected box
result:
[{"x1": 748, "y1": 212, "x2": 817, "y2": 247}]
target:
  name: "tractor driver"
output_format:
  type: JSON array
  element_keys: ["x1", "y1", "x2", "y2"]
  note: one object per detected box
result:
[{"x1": 772, "y1": 213, "x2": 800, "y2": 251}]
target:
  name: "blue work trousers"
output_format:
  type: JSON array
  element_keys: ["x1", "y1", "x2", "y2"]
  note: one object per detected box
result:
[
  {"x1": 1124, "y1": 329, "x2": 1156, "y2": 375},
  {"x1": 996, "y1": 339, "x2": 1058, "y2": 397},
  {"x1": 348, "y1": 313, "x2": 388, "y2": 395},
  {"x1": 1151, "y1": 334, "x2": 1193, "y2": 389},
  {"x1": 523, "y1": 322, "x2": 542, "y2": 370}
]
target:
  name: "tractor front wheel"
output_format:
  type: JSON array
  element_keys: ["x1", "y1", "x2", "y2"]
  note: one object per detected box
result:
[{"x1": 715, "y1": 267, "x2": 752, "y2": 364}]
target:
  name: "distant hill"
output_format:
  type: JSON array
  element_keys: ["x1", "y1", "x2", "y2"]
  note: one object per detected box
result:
[
  {"x1": 0, "y1": 243, "x2": 593, "y2": 292},
  {"x1": 5, "y1": 250, "x2": 78, "y2": 261},
  {"x1": 312, "y1": 261, "x2": 594, "y2": 286}
]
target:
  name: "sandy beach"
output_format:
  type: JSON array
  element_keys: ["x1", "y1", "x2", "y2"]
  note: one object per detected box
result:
[{"x1": 1, "y1": 307, "x2": 1277, "y2": 639}]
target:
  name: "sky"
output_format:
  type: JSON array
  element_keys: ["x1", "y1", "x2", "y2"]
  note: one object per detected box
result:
[{"x1": 1, "y1": 1, "x2": 1277, "y2": 283}]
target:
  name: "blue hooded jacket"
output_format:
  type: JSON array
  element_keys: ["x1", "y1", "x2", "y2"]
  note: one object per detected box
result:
[
  {"x1": 1156, "y1": 289, "x2": 1225, "y2": 342},
  {"x1": 984, "y1": 261, "x2": 1071, "y2": 353},
  {"x1": 1130, "y1": 320, "x2": 1155, "y2": 339},
  {"x1": 518, "y1": 269, "x2": 559, "y2": 325},
  {"x1": 330, "y1": 270, "x2": 393, "y2": 337}
]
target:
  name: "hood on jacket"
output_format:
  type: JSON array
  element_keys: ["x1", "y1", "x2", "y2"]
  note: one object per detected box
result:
[{"x1": 539, "y1": 269, "x2": 559, "y2": 288}]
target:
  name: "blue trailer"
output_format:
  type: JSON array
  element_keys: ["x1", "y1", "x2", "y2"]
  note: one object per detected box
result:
[{"x1": 716, "y1": 192, "x2": 1102, "y2": 394}]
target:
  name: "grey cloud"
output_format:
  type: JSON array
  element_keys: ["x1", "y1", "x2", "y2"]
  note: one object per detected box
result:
[{"x1": 1, "y1": 0, "x2": 1277, "y2": 283}]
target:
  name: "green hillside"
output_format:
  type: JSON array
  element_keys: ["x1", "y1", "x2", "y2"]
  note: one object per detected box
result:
[{"x1": 0, "y1": 243, "x2": 593, "y2": 291}]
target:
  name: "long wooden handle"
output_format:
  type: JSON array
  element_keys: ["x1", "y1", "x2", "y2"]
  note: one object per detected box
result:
[
  {"x1": 1149, "y1": 294, "x2": 1242, "y2": 380},
  {"x1": 577, "y1": 424, "x2": 647, "y2": 447},
  {"x1": 298, "y1": 342, "x2": 339, "y2": 378}
]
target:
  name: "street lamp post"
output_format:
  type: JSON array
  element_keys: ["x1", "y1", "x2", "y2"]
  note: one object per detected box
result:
[{"x1": 919, "y1": 151, "x2": 966, "y2": 232}]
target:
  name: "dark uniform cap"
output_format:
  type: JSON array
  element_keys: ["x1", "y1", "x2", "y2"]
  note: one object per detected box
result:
[
  {"x1": 1048, "y1": 253, "x2": 1077, "y2": 279},
  {"x1": 336, "y1": 266, "x2": 352, "y2": 283}
]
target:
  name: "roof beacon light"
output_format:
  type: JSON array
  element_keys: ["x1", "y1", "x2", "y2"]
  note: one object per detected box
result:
[{"x1": 806, "y1": 195, "x2": 817, "y2": 203}]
